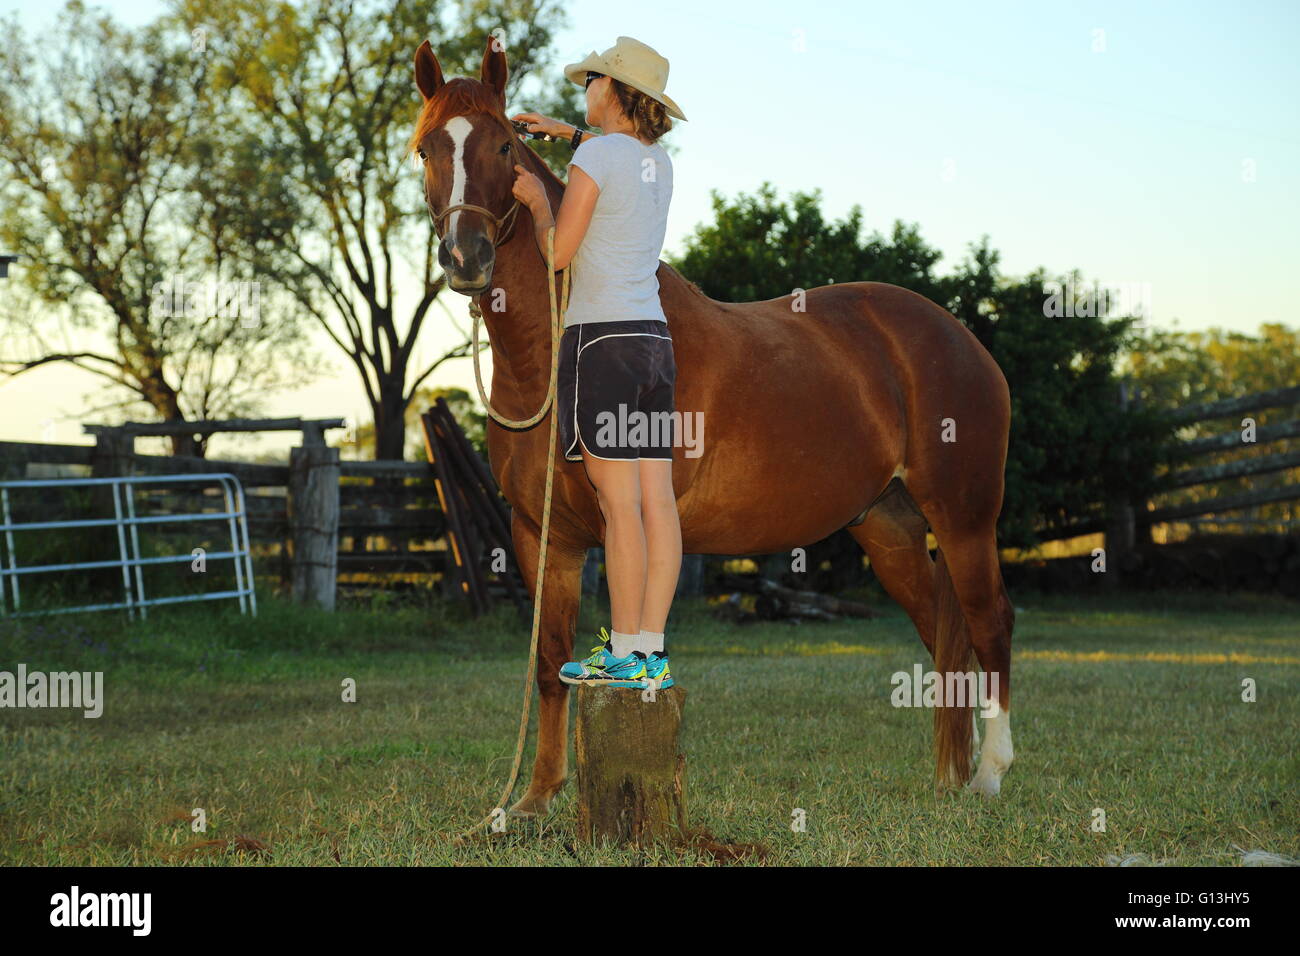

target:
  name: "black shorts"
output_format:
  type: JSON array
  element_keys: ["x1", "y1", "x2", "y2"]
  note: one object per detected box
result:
[{"x1": 557, "y1": 319, "x2": 677, "y2": 462}]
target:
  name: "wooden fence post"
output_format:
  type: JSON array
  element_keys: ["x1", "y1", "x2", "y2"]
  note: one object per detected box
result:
[
  {"x1": 90, "y1": 429, "x2": 135, "y2": 480},
  {"x1": 761, "y1": 551, "x2": 789, "y2": 584},
  {"x1": 288, "y1": 444, "x2": 340, "y2": 610},
  {"x1": 582, "y1": 547, "x2": 604, "y2": 596},
  {"x1": 1104, "y1": 379, "x2": 1137, "y2": 587},
  {"x1": 1130, "y1": 385, "x2": 1153, "y2": 549},
  {"x1": 675, "y1": 554, "x2": 704, "y2": 598},
  {"x1": 86, "y1": 429, "x2": 136, "y2": 595},
  {"x1": 575, "y1": 683, "x2": 688, "y2": 847}
]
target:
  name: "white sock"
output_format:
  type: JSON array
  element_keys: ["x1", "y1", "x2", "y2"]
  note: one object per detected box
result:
[
  {"x1": 609, "y1": 629, "x2": 639, "y2": 658},
  {"x1": 637, "y1": 629, "x2": 665, "y2": 655}
]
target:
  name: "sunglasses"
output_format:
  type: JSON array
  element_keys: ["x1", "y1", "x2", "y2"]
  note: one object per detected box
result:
[{"x1": 584, "y1": 71, "x2": 604, "y2": 89}]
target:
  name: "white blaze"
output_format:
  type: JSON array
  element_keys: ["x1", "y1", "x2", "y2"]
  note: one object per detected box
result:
[{"x1": 442, "y1": 115, "x2": 473, "y2": 243}]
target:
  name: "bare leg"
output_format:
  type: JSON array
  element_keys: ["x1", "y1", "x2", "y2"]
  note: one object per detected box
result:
[
  {"x1": 579, "y1": 438, "x2": 644, "y2": 635},
  {"x1": 637, "y1": 457, "x2": 680, "y2": 633}
]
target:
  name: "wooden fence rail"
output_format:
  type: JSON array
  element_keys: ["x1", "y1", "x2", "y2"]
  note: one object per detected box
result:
[
  {"x1": 1019, "y1": 382, "x2": 1294, "y2": 556},
  {"x1": 13, "y1": 383, "x2": 1288, "y2": 607},
  {"x1": 1045, "y1": 384, "x2": 1300, "y2": 583},
  {"x1": 0, "y1": 417, "x2": 459, "y2": 609}
]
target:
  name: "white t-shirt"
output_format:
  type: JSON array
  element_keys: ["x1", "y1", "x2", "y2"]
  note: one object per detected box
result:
[{"x1": 564, "y1": 132, "x2": 673, "y2": 327}]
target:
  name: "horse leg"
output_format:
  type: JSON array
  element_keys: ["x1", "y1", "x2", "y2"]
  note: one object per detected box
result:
[
  {"x1": 850, "y1": 482, "x2": 978, "y2": 787},
  {"x1": 847, "y1": 481, "x2": 935, "y2": 655},
  {"x1": 506, "y1": 511, "x2": 586, "y2": 817},
  {"x1": 926, "y1": 522, "x2": 1015, "y2": 796},
  {"x1": 848, "y1": 483, "x2": 982, "y2": 768}
]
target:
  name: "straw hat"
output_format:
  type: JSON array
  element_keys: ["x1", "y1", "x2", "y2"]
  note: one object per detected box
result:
[{"x1": 563, "y1": 36, "x2": 687, "y2": 121}]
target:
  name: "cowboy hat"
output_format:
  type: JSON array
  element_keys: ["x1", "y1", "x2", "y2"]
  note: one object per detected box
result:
[{"x1": 563, "y1": 36, "x2": 687, "y2": 121}]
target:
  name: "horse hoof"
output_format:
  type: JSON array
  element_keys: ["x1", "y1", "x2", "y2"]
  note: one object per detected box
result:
[
  {"x1": 967, "y1": 773, "x2": 1002, "y2": 797},
  {"x1": 508, "y1": 792, "x2": 552, "y2": 817}
]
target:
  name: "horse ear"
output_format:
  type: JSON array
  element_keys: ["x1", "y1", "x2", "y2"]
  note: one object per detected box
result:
[
  {"x1": 479, "y1": 34, "x2": 508, "y2": 106},
  {"x1": 415, "y1": 40, "x2": 444, "y2": 102}
]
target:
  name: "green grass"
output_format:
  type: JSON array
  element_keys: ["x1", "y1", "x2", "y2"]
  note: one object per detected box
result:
[{"x1": 0, "y1": 587, "x2": 1296, "y2": 866}]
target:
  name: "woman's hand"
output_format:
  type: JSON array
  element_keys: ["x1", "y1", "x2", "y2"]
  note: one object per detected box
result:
[
  {"x1": 509, "y1": 112, "x2": 571, "y2": 140},
  {"x1": 512, "y1": 164, "x2": 550, "y2": 218}
]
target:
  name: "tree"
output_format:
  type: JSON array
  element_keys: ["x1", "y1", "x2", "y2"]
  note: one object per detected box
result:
[
  {"x1": 0, "y1": 1, "x2": 310, "y2": 455},
  {"x1": 954, "y1": 261, "x2": 1167, "y2": 547},
  {"x1": 170, "y1": 0, "x2": 576, "y2": 460},
  {"x1": 671, "y1": 182, "x2": 948, "y2": 305}
]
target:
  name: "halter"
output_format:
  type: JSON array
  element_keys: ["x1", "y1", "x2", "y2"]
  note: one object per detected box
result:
[{"x1": 432, "y1": 198, "x2": 523, "y2": 247}]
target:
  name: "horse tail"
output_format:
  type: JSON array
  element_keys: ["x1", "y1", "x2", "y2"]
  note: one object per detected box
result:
[{"x1": 932, "y1": 547, "x2": 974, "y2": 788}]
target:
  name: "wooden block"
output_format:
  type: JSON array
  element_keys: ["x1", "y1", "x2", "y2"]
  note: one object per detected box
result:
[{"x1": 575, "y1": 683, "x2": 688, "y2": 847}]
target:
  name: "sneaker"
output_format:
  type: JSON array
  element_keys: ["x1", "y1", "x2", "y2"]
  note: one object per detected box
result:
[
  {"x1": 559, "y1": 628, "x2": 648, "y2": 688},
  {"x1": 644, "y1": 651, "x2": 674, "y2": 689}
]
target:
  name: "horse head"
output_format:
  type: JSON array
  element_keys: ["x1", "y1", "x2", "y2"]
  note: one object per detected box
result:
[{"x1": 410, "y1": 36, "x2": 525, "y2": 296}]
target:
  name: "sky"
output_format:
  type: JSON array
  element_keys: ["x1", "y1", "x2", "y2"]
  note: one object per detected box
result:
[{"x1": 1, "y1": 0, "x2": 1297, "y2": 456}]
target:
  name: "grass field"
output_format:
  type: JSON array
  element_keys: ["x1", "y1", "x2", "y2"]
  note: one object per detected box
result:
[{"x1": 1, "y1": 586, "x2": 1296, "y2": 866}]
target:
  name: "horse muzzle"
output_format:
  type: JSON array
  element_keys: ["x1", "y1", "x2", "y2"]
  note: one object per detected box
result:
[{"x1": 439, "y1": 233, "x2": 495, "y2": 295}]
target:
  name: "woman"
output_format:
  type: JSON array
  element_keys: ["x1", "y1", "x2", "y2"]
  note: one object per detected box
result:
[{"x1": 509, "y1": 36, "x2": 686, "y2": 690}]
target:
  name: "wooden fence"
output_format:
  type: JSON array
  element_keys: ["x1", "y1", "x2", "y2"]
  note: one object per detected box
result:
[
  {"x1": 1041, "y1": 383, "x2": 1300, "y2": 582},
  {"x1": 6, "y1": 382, "x2": 1291, "y2": 609},
  {"x1": 0, "y1": 418, "x2": 451, "y2": 611},
  {"x1": 0, "y1": 416, "x2": 707, "y2": 614}
]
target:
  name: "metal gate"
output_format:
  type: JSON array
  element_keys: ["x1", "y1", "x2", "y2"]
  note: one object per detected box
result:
[{"x1": 0, "y1": 473, "x2": 257, "y2": 619}]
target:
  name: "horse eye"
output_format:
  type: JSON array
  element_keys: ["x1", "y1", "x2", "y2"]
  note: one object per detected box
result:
[
  {"x1": 500, "y1": 142, "x2": 511, "y2": 155},
  {"x1": 417, "y1": 148, "x2": 427, "y2": 161}
]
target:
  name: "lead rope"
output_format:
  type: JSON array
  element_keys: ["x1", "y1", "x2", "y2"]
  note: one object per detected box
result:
[{"x1": 456, "y1": 225, "x2": 570, "y2": 842}]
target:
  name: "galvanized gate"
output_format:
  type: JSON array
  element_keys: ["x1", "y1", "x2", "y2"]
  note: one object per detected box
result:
[{"x1": 0, "y1": 473, "x2": 257, "y2": 618}]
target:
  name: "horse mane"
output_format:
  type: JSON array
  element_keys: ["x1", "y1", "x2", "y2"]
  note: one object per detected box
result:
[{"x1": 408, "y1": 77, "x2": 513, "y2": 157}]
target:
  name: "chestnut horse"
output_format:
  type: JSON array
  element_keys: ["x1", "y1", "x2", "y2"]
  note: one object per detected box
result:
[{"x1": 412, "y1": 38, "x2": 1016, "y2": 811}]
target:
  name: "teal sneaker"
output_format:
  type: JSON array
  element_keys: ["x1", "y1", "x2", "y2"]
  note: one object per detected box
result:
[
  {"x1": 644, "y1": 651, "x2": 674, "y2": 689},
  {"x1": 559, "y1": 628, "x2": 648, "y2": 688}
]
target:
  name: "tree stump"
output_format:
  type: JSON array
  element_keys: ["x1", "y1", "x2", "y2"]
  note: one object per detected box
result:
[{"x1": 575, "y1": 683, "x2": 688, "y2": 847}]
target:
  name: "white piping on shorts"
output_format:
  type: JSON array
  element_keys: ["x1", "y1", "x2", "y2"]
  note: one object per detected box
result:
[{"x1": 565, "y1": 327, "x2": 674, "y2": 463}]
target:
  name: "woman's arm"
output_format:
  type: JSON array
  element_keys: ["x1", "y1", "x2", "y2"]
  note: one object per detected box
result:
[
  {"x1": 509, "y1": 113, "x2": 602, "y2": 145},
  {"x1": 515, "y1": 164, "x2": 599, "y2": 271},
  {"x1": 553, "y1": 121, "x2": 602, "y2": 144}
]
